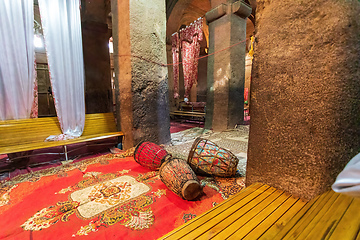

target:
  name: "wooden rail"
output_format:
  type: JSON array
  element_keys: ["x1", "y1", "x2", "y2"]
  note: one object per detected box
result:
[{"x1": 170, "y1": 110, "x2": 205, "y2": 118}]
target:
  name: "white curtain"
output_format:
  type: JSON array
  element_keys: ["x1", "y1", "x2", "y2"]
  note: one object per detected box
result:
[
  {"x1": 38, "y1": 0, "x2": 85, "y2": 139},
  {"x1": 0, "y1": 0, "x2": 35, "y2": 121}
]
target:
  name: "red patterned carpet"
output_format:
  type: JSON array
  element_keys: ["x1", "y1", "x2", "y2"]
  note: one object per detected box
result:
[{"x1": 0, "y1": 150, "x2": 245, "y2": 240}]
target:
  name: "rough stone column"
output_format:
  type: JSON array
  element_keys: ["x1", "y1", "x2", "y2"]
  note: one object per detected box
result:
[
  {"x1": 246, "y1": 0, "x2": 360, "y2": 200},
  {"x1": 205, "y1": 0, "x2": 252, "y2": 130},
  {"x1": 111, "y1": 0, "x2": 170, "y2": 148},
  {"x1": 81, "y1": 0, "x2": 112, "y2": 113},
  {"x1": 166, "y1": 44, "x2": 176, "y2": 111}
]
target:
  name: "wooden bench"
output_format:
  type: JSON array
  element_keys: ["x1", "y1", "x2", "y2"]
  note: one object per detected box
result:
[
  {"x1": 170, "y1": 102, "x2": 206, "y2": 122},
  {"x1": 159, "y1": 182, "x2": 360, "y2": 240},
  {"x1": 0, "y1": 112, "x2": 124, "y2": 169},
  {"x1": 170, "y1": 110, "x2": 205, "y2": 118},
  {"x1": 179, "y1": 102, "x2": 206, "y2": 113}
]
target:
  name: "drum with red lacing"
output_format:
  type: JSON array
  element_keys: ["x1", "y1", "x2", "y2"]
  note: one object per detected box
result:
[{"x1": 133, "y1": 141, "x2": 170, "y2": 170}]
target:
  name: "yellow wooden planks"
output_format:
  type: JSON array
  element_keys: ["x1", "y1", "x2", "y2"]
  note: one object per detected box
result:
[
  {"x1": 0, "y1": 132, "x2": 123, "y2": 154},
  {"x1": 159, "y1": 184, "x2": 360, "y2": 240},
  {"x1": 274, "y1": 190, "x2": 360, "y2": 240},
  {"x1": 284, "y1": 191, "x2": 340, "y2": 239},
  {"x1": 258, "y1": 198, "x2": 307, "y2": 240},
  {"x1": 211, "y1": 189, "x2": 288, "y2": 240},
  {"x1": 243, "y1": 195, "x2": 305, "y2": 240},
  {"x1": 159, "y1": 183, "x2": 266, "y2": 240},
  {"x1": 194, "y1": 187, "x2": 278, "y2": 240},
  {"x1": 0, "y1": 112, "x2": 123, "y2": 155},
  {"x1": 159, "y1": 183, "x2": 305, "y2": 240},
  {"x1": 304, "y1": 193, "x2": 354, "y2": 240},
  {"x1": 272, "y1": 190, "x2": 333, "y2": 239},
  {"x1": 226, "y1": 191, "x2": 292, "y2": 240},
  {"x1": 328, "y1": 197, "x2": 360, "y2": 240}
]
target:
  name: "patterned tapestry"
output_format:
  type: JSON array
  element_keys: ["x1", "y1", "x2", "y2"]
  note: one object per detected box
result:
[
  {"x1": 0, "y1": 150, "x2": 245, "y2": 240},
  {"x1": 180, "y1": 18, "x2": 203, "y2": 98},
  {"x1": 30, "y1": 78, "x2": 38, "y2": 118},
  {"x1": 172, "y1": 33, "x2": 180, "y2": 99},
  {"x1": 171, "y1": 18, "x2": 203, "y2": 99}
]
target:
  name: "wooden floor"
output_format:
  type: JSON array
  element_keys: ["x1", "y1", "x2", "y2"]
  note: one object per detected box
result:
[{"x1": 159, "y1": 182, "x2": 360, "y2": 240}]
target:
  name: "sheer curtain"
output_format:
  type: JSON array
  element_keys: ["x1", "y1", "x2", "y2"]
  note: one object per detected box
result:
[
  {"x1": 0, "y1": 0, "x2": 35, "y2": 121},
  {"x1": 38, "y1": 0, "x2": 85, "y2": 140}
]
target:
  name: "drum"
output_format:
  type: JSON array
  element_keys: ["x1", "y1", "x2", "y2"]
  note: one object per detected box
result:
[
  {"x1": 187, "y1": 137, "x2": 239, "y2": 177},
  {"x1": 159, "y1": 158, "x2": 202, "y2": 200},
  {"x1": 134, "y1": 141, "x2": 171, "y2": 170}
]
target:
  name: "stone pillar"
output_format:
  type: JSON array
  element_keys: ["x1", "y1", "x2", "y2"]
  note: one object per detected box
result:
[
  {"x1": 246, "y1": 0, "x2": 360, "y2": 200},
  {"x1": 166, "y1": 44, "x2": 176, "y2": 111},
  {"x1": 190, "y1": 83, "x2": 197, "y2": 102},
  {"x1": 111, "y1": 0, "x2": 170, "y2": 149},
  {"x1": 197, "y1": 55, "x2": 208, "y2": 102},
  {"x1": 81, "y1": 0, "x2": 112, "y2": 113},
  {"x1": 205, "y1": 0, "x2": 251, "y2": 130}
]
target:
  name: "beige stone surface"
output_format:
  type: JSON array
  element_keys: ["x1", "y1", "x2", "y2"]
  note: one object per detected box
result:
[
  {"x1": 246, "y1": 0, "x2": 360, "y2": 200},
  {"x1": 112, "y1": 0, "x2": 170, "y2": 148},
  {"x1": 111, "y1": 0, "x2": 134, "y2": 149},
  {"x1": 206, "y1": 1, "x2": 251, "y2": 130}
]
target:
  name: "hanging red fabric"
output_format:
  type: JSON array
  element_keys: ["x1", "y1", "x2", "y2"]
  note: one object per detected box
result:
[
  {"x1": 30, "y1": 78, "x2": 38, "y2": 118},
  {"x1": 171, "y1": 33, "x2": 180, "y2": 99},
  {"x1": 179, "y1": 18, "x2": 203, "y2": 98}
]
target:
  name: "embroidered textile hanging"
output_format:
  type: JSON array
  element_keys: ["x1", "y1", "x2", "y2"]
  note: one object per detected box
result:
[
  {"x1": 172, "y1": 33, "x2": 180, "y2": 99},
  {"x1": 30, "y1": 79, "x2": 38, "y2": 118},
  {"x1": 179, "y1": 18, "x2": 203, "y2": 98}
]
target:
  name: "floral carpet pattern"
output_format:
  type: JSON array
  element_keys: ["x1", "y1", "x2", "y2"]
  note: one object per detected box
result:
[{"x1": 0, "y1": 150, "x2": 245, "y2": 240}]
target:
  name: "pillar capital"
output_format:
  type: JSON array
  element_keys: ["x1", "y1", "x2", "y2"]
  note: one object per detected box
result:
[
  {"x1": 206, "y1": 1, "x2": 252, "y2": 24},
  {"x1": 232, "y1": 1, "x2": 252, "y2": 19},
  {"x1": 205, "y1": 4, "x2": 227, "y2": 24}
]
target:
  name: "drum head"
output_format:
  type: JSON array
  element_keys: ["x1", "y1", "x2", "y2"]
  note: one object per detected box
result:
[{"x1": 182, "y1": 180, "x2": 202, "y2": 200}]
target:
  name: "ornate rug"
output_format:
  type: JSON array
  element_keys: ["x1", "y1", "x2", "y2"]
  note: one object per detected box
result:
[{"x1": 0, "y1": 150, "x2": 245, "y2": 240}]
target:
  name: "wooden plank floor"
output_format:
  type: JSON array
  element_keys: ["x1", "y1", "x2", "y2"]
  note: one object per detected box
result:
[
  {"x1": 271, "y1": 188, "x2": 360, "y2": 240},
  {"x1": 159, "y1": 182, "x2": 360, "y2": 240},
  {"x1": 159, "y1": 183, "x2": 307, "y2": 240}
]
